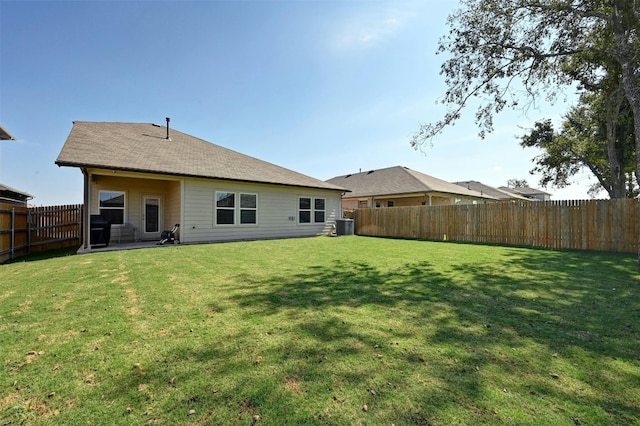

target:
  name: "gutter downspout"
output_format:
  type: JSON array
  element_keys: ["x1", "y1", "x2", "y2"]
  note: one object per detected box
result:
[{"x1": 82, "y1": 168, "x2": 90, "y2": 250}]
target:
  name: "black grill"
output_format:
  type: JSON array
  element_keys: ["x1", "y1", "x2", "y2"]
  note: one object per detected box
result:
[{"x1": 90, "y1": 215, "x2": 111, "y2": 247}]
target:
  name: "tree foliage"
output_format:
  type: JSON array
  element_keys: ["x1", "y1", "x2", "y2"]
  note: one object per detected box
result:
[
  {"x1": 521, "y1": 92, "x2": 638, "y2": 198},
  {"x1": 506, "y1": 178, "x2": 529, "y2": 188},
  {"x1": 413, "y1": 0, "x2": 640, "y2": 183}
]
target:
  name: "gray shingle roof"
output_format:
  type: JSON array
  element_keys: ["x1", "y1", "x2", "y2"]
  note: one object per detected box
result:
[
  {"x1": 498, "y1": 186, "x2": 551, "y2": 196},
  {"x1": 0, "y1": 124, "x2": 15, "y2": 140},
  {"x1": 56, "y1": 121, "x2": 346, "y2": 192},
  {"x1": 326, "y1": 166, "x2": 496, "y2": 199},
  {"x1": 0, "y1": 183, "x2": 33, "y2": 201},
  {"x1": 454, "y1": 180, "x2": 529, "y2": 200}
]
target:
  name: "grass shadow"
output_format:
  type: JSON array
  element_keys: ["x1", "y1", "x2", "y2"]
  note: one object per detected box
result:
[
  {"x1": 16, "y1": 238, "x2": 636, "y2": 424},
  {"x1": 212, "y1": 249, "x2": 640, "y2": 423},
  {"x1": 4, "y1": 246, "x2": 78, "y2": 264}
]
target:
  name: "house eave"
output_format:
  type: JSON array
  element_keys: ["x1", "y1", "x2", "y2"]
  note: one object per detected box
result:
[
  {"x1": 343, "y1": 190, "x2": 495, "y2": 200},
  {"x1": 0, "y1": 124, "x2": 15, "y2": 140}
]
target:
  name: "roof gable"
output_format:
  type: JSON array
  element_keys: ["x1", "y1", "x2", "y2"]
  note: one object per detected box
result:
[
  {"x1": 56, "y1": 121, "x2": 346, "y2": 192},
  {"x1": 327, "y1": 166, "x2": 495, "y2": 199}
]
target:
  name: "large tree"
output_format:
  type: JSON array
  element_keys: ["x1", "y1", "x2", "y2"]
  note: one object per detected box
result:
[
  {"x1": 521, "y1": 91, "x2": 637, "y2": 198},
  {"x1": 412, "y1": 0, "x2": 640, "y2": 180}
]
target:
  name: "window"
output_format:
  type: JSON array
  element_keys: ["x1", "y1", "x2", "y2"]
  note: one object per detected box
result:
[
  {"x1": 215, "y1": 191, "x2": 258, "y2": 226},
  {"x1": 215, "y1": 192, "x2": 235, "y2": 225},
  {"x1": 299, "y1": 197, "x2": 326, "y2": 224},
  {"x1": 299, "y1": 197, "x2": 311, "y2": 223},
  {"x1": 387, "y1": 201, "x2": 394, "y2": 207},
  {"x1": 314, "y1": 198, "x2": 325, "y2": 223},
  {"x1": 240, "y1": 193, "x2": 257, "y2": 224},
  {"x1": 99, "y1": 190, "x2": 125, "y2": 224}
]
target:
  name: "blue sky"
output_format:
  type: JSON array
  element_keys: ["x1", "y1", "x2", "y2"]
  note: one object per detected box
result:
[{"x1": 1, "y1": 0, "x2": 594, "y2": 206}]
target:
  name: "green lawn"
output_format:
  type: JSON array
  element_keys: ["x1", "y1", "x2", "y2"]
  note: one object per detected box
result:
[{"x1": 1, "y1": 236, "x2": 639, "y2": 425}]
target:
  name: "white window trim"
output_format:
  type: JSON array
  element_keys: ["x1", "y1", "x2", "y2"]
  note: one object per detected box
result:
[
  {"x1": 314, "y1": 197, "x2": 326, "y2": 223},
  {"x1": 298, "y1": 196, "x2": 312, "y2": 225},
  {"x1": 239, "y1": 192, "x2": 258, "y2": 226},
  {"x1": 215, "y1": 191, "x2": 235, "y2": 226},
  {"x1": 98, "y1": 190, "x2": 126, "y2": 226},
  {"x1": 214, "y1": 191, "x2": 259, "y2": 227},
  {"x1": 298, "y1": 196, "x2": 326, "y2": 225}
]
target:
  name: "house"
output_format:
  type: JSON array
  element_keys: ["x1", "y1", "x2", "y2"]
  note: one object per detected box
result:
[
  {"x1": 0, "y1": 125, "x2": 31, "y2": 205},
  {"x1": 55, "y1": 120, "x2": 347, "y2": 251},
  {"x1": 326, "y1": 166, "x2": 496, "y2": 209},
  {"x1": 498, "y1": 186, "x2": 552, "y2": 201},
  {"x1": 0, "y1": 124, "x2": 16, "y2": 140},
  {"x1": 0, "y1": 183, "x2": 33, "y2": 206},
  {"x1": 454, "y1": 180, "x2": 529, "y2": 201}
]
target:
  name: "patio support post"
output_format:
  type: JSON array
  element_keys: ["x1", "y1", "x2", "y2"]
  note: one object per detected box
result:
[{"x1": 83, "y1": 169, "x2": 90, "y2": 250}]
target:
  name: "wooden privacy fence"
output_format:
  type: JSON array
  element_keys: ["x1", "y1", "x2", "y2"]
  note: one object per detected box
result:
[
  {"x1": 354, "y1": 199, "x2": 640, "y2": 254},
  {"x1": 0, "y1": 203, "x2": 83, "y2": 263}
]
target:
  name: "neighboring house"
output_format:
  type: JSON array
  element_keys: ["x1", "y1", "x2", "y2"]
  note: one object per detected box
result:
[
  {"x1": 498, "y1": 186, "x2": 552, "y2": 201},
  {"x1": 326, "y1": 166, "x2": 496, "y2": 209},
  {"x1": 0, "y1": 183, "x2": 33, "y2": 206},
  {"x1": 0, "y1": 125, "x2": 31, "y2": 205},
  {"x1": 0, "y1": 124, "x2": 16, "y2": 140},
  {"x1": 454, "y1": 180, "x2": 530, "y2": 201},
  {"x1": 55, "y1": 121, "x2": 347, "y2": 251}
]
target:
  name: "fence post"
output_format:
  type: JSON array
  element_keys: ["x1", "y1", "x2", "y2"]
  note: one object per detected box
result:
[
  {"x1": 27, "y1": 209, "x2": 32, "y2": 255},
  {"x1": 10, "y1": 208, "x2": 15, "y2": 260}
]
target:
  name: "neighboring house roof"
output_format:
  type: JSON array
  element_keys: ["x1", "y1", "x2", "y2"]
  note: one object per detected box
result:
[
  {"x1": 0, "y1": 124, "x2": 16, "y2": 140},
  {"x1": 326, "y1": 166, "x2": 496, "y2": 200},
  {"x1": 454, "y1": 180, "x2": 529, "y2": 200},
  {"x1": 0, "y1": 183, "x2": 33, "y2": 204},
  {"x1": 56, "y1": 121, "x2": 347, "y2": 192},
  {"x1": 498, "y1": 186, "x2": 551, "y2": 198}
]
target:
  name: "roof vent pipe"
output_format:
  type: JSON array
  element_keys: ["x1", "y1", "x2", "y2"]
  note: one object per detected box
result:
[{"x1": 165, "y1": 117, "x2": 171, "y2": 140}]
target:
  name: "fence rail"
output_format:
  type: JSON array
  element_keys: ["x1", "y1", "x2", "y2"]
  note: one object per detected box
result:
[
  {"x1": 0, "y1": 203, "x2": 83, "y2": 263},
  {"x1": 354, "y1": 199, "x2": 640, "y2": 254}
]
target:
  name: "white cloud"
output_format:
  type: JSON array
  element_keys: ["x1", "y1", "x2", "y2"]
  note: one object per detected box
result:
[{"x1": 329, "y1": 2, "x2": 420, "y2": 51}]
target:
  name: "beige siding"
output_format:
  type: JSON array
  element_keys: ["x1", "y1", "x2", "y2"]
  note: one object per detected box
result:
[
  {"x1": 88, "y1": 169, "x2": 341, "y2": 245},
  {"x1": 182, "y1": 178, "x2": 340, "y2": 243},
  {"x1": 165, "y1": 180, "x2": 181, "y2": 231},
  {"x1": 88, "y1": 171, "x2": 180, "y2": 242},
  {"x1": 342, "y1": 199, "x2": 359, "y2": 210}
]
